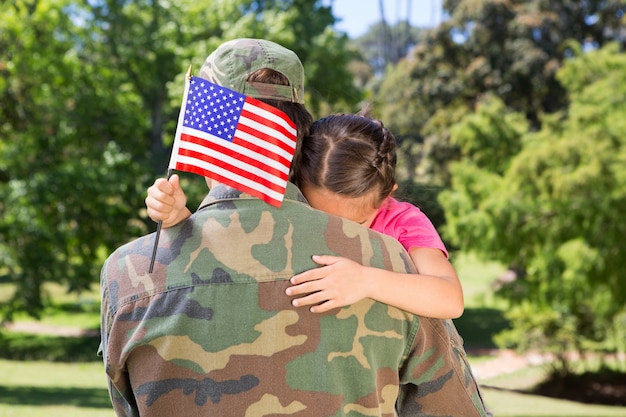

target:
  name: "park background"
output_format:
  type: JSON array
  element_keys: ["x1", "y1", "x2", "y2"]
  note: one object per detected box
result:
[{"x1": 0, "y1": 0, "x2": 625, "y2": 415}]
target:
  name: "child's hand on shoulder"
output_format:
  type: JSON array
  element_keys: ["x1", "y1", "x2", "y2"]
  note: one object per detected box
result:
[{"x1": 285, "y1": 255, "x2": 373, "y2": 313}]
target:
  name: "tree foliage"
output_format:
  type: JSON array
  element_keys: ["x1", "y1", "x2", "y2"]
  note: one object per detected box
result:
[
  {"x1": 357, "y1": 0, "x2": 626, "y2": 370},
  {"x1": 0, "y1": 0, "x2": 148, "y2": 318},
  {"x1": 351, "y1": 21, "x2": 427, "y2": 78},
  {"x1": 375, "y1": 0, "x2": 626, "y2": 187},
  {"x1": 0, "y1": 0, "x2": 360, "y2": 319},
  {"x1": 440, "y1": 43, "x2": 626, "y2": 371}
]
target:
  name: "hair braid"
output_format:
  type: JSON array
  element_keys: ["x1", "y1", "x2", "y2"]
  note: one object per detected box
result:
[{"x1": 292, "y1": 104, "x2": 398, "y2": 208}]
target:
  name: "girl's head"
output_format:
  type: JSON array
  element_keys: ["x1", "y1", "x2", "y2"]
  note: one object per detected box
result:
[{"x1": 292, "y1": 109, "x2": 397, "y2": 226}]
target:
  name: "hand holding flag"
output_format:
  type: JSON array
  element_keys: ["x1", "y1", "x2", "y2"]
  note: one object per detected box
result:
[{"x1": 149, "y1": 69, "x2": 298, "y2": 272}]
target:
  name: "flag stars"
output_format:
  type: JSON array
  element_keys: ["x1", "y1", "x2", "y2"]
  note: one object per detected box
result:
[{"x1": 182, "y1": 77, "x2": 249, "y2": 142}]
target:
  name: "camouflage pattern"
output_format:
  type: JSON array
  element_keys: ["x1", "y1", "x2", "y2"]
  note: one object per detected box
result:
[
  {"x1": 199, "y1": 38, "x2": 304, "y2": 104},
  {"x1": 100, "y1": 183, "x2": 490, "y2": 417}
]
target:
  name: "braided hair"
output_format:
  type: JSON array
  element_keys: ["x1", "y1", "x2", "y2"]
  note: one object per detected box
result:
[{"x1": 292, "y1": 105, "x2": 397, "y2": 208}]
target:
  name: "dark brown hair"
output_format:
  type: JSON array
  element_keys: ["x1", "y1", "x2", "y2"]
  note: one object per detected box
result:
[
  {"x1": 292, "y1": 107, "x2": 397, "y2": 207},
  {"x1": 247, "y1": 69, "x2": 313, "y2": 176}
]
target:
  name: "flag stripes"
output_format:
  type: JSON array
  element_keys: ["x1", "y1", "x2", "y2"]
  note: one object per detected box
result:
[{"x1": 168, "y1": 76, "x2": 298, "y2": 207}]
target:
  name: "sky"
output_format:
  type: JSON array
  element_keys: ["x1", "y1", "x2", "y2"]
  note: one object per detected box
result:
[{"x1": 328, "y1": 0, "x2": 444, "y2": 38}]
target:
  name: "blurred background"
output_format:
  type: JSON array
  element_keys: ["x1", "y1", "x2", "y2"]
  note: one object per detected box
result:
[{"x1": 0, "y1": 0, "x2": 625, "y2": 415}]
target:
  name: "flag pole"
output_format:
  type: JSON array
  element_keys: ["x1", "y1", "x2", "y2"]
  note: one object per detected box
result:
[
  {"x1": 148, "y1": 65, "x2": 193, "y2": 273},
  {"x1": 148, "y1": 169, "x2": 173, "y2": 273}
]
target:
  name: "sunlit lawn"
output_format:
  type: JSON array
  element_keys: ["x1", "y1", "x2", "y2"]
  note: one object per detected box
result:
[
  {"x1": 478, "y1": 365, "x2": 626, "y2": 416},
  {"x1": 0, "y1": 359, "x2": 114, "y2": 417},
  {"x1": 0, "y1": 282, "x2": 101, "y2": 330}
]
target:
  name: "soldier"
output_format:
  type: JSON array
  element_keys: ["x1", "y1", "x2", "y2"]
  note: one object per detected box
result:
[{"x1": 100, "y1": 38, "x2": 490, "y2": 416}]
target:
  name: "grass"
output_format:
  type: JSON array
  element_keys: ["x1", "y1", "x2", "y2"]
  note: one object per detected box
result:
[
  {"x1": 451, "y1": 252, "x2": 511, "y2": 350},
  {"x1": 0, "y1": 253, "x2": 624, "y2": 416},
  {"x1": 478, "y1": 365, "x2": 626, "y2": 416},
  {"x1": 451, "y1": 251, "x2": 509, "y2": 309},
  {"x1": 479, "y1": 386, "x2": 626, "y2": 417},
  {"x1": 0, "y1": 332, "x2": 100, "y2": 362},
  {"x1": 0, "y1": 359, "x2": 115, "y2": 417},
  {"x1": 0, "y1": 282, "x2": 101, "y2": 330}
]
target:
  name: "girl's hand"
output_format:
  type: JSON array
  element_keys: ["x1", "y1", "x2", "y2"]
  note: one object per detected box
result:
[
  {"x1": 286, "y1": 255, "x2": 372, "y2": 313},
  {"x1": 145, "y1": 174, "x2": 190, "y2": 228}
]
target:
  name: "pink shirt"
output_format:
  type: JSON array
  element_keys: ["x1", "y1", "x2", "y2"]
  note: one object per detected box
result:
[{"x1": 370, "y1": 197, "x2": 449, "y2": 258}]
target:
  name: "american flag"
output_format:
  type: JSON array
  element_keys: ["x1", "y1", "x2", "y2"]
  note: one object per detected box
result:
[{"x1": 168, "y1": 75, "x2": 298, "y2": 207}]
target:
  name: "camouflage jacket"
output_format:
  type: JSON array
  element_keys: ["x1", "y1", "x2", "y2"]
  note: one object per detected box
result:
[{"x1": 100, "y1": 183, "x2": 489, "y2": 417}]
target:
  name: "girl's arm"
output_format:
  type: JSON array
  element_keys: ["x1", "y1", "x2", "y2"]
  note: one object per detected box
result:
[
  {"x1": 285, "y1": 247, "x2": 464, "y2": 319},
  {"x1": 145, "y1": 174, "x2": 192, "y2": 228}
]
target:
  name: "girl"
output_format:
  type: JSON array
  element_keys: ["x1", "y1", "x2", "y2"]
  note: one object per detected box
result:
[{"x1": 285, "y1": 110, "x2": 463, "y2": 318}]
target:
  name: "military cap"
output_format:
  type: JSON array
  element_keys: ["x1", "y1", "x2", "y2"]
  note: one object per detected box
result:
[{"x1": 199, "y1": 38, "x2": 304, "y2": 104}]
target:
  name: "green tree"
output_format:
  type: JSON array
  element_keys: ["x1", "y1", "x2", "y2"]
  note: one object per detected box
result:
[
  {"x1": 0, "y1": 0, "x2": 361, "y2": 319},
  {"x1": 86, "y1": 0, "x2": 360, "y2": 172},
  {"x1": 440, "y1": 43, "x2": 626, "y2": 372},
  {"x1": 0, "y1": 0, "x2": 147, "y2": 318},
  {"x1": 351, "y1": 21, "x2": 427, "y2": 78},
  {"x1": 375, "y1": 0, "x2": 626, "y2": 187}
]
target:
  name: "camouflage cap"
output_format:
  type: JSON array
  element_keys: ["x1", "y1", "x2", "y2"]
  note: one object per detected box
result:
[{"x1": 199, "y1": 38, "x2": 304, "y2": 104}]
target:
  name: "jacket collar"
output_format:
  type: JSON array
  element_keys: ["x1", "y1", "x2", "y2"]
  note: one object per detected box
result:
[{"x1": 198, "y1": 182, "x2": 308, "y2": 210}]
